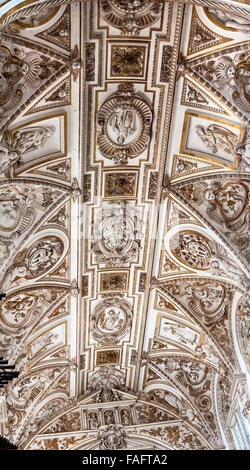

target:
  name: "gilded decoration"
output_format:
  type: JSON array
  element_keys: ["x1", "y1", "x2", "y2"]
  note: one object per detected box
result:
[
  {"x1": 0, "y1": 43, "x2": 62, "y2": 119},
  {"x1": 160, "y1": 45, "x2": 172, "y2": 83},
  {"x1": 181, "y1": 78, "x2": 224, "y2": 114},
  {"x1": 81, "y1": 275, "x2": 89, "y2": 297},
  {"x1": 185, "y1": 280, "x2": 232, "y2": 324},
  {"x1": 157, "y1": 317, "x2": 202, "y2": 351},
  {"x1": 161, "y1": 278, "x2": 235, "y2": 363},
  {"x1": 96, "y1": 83, "x2": 152, "y2": 163},
  {"x1": 111, "y1": 46, "x2": 145, "y2": 76},
  {"x1": 0, "y1": 126, "x2": 55, "y2": 177},
  {"x1": 15, "y1": 7, "x2": 59, "y2": 28},
  {"x1": 182, "y1": 81, "x2": 210, "y2": 107},
  {"x1": 100, "y1": 0, "x2": 164, "y2": 35},
  {"x1": 195, "y1": 124, "x2": 238, "y2": 155},
  {"x1": 34, "y1": 160, "x2": 71, "y2": 182},
  {"x1": 236, "y1": 294, "x2": 250, "y2": 367},
  {"x1": 91, "y1": 296, "x2": 132, "y2": 344},
  {"x1": 150, "y1": 357, "x2": 219, "y2": 443},
  {"x1": 87, "y1": 366, "x2": 126, "y2": 392},
  {"x1": 92, "y1": 202, "x2": 143, "y2": 266},
  {"x1": 0, "y1": 186, "x2": 29, "y2": 232},
  {"x1": 236, "y1": 126, "x2": 250, "y2": 171},
  {"x1": 187, "y1": 8, "x2": 229, "y2": 55},
  {"x1": 27, "y1": 77, "x2": 71, "y2": 115},
  {"x1": 0, "y1": 291, "x2": 40, "y2": 328},
  {"x1": 171, "y1": 154, "x2": 223, "y2": 179},
  {"x1": 86, "y1": 43, "x2": 95, "y2": 82},
  {"x1": 98, "y1": 424, "x2": 127, "y2": 450},
  {"x1": 2, "y1": 236, "x2": 64, "y2": 289},
  {"x1": 205, "y1": 8, "x2": 250, "y2": 31},
  {"x1": 174, "y1": 177, "x2": 250, "y2": 265},
  {"x1": 0, "y1": 0, "x2": 250, "y2": 452},
  {"x1": 147, "y1": 171, "x2": 158, "y2": 199},
  {"x1": 211, "y1": 53, "x2": 250, "y2": 112},
  {"x1": 36, "y1": 6, "x2": 71, "y2": 51},
  {"x1": 180, "y1": 112, "x2": 243, "y2": 165},
  {"x1": 0, "y1": 45, "x2": 24, "y2": 106},
  {"x1": 170, "y1": 231, "x2": 214, "y2": 269},
  {"x1": 0, "y1": 183, "x2": 65, "y2": 278}
]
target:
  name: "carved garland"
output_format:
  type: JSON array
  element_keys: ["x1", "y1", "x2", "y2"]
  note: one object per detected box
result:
[{"x1": 91, "y1": 296, "x2": 133, "y2": 344}]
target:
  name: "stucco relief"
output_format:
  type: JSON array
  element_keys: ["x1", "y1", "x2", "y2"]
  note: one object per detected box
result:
[
  {"x1": 91, "y1": 296, "x2": 132, "y2": 344},
  {"x1": 96, "y1": 83, "x2": 152, "y2": 163},
  {"x1": 0, "y1": 291, "x2": 40, "y2": 328},
  {"x1": 150, "y1": 357, "x2": 220, "y2": 444},
  {"x1": 195, "y1": 124, "x2": 238, "y2": 155},
  {"x1": 88, "y1": 366, "x2": 126, "y2": 393},
  {"x1": 170, "y1": 231, "x2": 213, "y2": 269},
  {"x1": 174, "y1": 178, "x2": 250, "y2": 268},
  {"x1": 0, "y1": 125, "x2": 55, "y2": 177},
  {"x1": 159, "y1": 319, "x2": 201, "y2": 351},
  {"x1": 207, "y1": 9, "x2": 250, "y2": 32},
  {"x1": 0, "y1": 184, "x2": 66, "y2": 280},
  {"x1": 189, "y1": 48, "x2": 250, "y2": 115},
  {"x1": 92, "y1": 202, "x2": 144, "y2": 266},
  {"x1": 236, "y1": 294, "x2": 250, "y2": 368},
  {"x1": 98, "y1": 424, "x2": 127, "y2": 449},
  {"x1": 100, "y1": 0, "x2": 164, "y2": 35},
  {"x1": 0, "y1": 44, "x2": 62, "y2": 120},
  {"x1": 169, "y1": 229, "x2": 248, "y2": 287},
  {"x1": 2, "y1": 236, "x2": 64, "y2": 289},
  {"x1": 161, "y1": 278, "x2": 236, "y2": 366},
  {"x1": 0, "y1": 0, "x2": 249, "y2": 452}
]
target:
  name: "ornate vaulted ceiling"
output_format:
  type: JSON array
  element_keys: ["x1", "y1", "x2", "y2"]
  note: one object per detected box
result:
[{"x1": 0, "y1": 0, "x2": 249, "y2": 451}]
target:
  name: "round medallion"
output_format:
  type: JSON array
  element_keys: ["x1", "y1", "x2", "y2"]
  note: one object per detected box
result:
[
  {"x1": 93, "y1": 202, "x2": 143, "y2": 266},
  {"x1": 91, "y1": 297, "x2": 132, "y2": 344},
  {"x1": 0, "y1": 188, "x2": 25, "y2": 232},
  {"x1": 101, "y1": 214, "x2": 134, "y2": 254}
]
